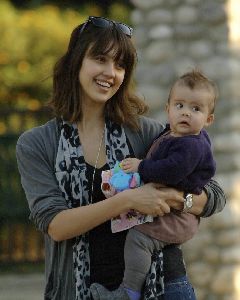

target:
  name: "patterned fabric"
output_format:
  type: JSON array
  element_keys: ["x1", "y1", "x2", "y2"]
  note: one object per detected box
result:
[
  {"x1": 55, "y1": 119, "x2": 131, "y2": 300},
  {"x1": 55, "y1": 118, "x2": 165, "y2": 299},
  {"x1": 143, "y1": 250, "x2": 164, "y2": 300}
]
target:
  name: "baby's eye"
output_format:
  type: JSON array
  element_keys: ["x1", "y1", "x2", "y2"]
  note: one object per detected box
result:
[
  {"x1": 176, "y1": 103, "x2": 183, "y2": 109},
  {"x1": 192, "y1": 106, "x2": 200, "y2": 112}
]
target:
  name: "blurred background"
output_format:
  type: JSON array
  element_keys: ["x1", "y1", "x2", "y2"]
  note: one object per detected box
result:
[{"x1": 1, "y1": 0, "x2": 240, "y2": 299}]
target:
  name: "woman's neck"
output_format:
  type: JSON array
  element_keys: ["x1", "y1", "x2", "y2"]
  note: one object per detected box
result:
[
  {"x1": 77, "y1": 108, "x2": 106, "y2": 168},
  {"x1": 78, "y1": 105, "x2": 105, "y2": 132}
]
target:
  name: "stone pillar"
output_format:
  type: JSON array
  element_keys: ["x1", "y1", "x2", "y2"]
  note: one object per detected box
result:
[{"x1": 131, "y1": 0, "x2": 240, "y2": 299}]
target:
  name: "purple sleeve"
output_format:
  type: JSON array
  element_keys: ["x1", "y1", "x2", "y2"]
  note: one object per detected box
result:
[{"x1": 138, "y1": 137, "x2": 205, "y2": 185}]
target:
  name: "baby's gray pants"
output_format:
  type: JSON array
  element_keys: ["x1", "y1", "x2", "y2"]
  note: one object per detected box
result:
[{"x1": 122, "y1": 227, "x2": 167, "y2": 292}]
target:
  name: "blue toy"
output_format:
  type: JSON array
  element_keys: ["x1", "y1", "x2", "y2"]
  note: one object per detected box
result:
[{"x1": 101, "y1": 161, "x2": 141, "y2": 197}]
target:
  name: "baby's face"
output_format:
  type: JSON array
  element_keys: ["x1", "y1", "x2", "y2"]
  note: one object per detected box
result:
[{"x1": 166, "y1": 85, "x2": 214, "y2": 137}]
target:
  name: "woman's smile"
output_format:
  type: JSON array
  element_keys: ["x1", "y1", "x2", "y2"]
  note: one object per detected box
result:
[{"x1": 95, "y1": 79, "x2": 113, "y2": 89}]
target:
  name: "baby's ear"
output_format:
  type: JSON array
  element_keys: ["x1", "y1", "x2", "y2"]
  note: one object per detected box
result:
[{"x1": 205, "y1": 114, "x2": 214, "y2": 127}]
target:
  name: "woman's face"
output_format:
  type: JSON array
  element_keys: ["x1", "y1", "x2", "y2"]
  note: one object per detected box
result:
[{"x1": 79, "y1": 47, "x2": 125, "y2": 106}]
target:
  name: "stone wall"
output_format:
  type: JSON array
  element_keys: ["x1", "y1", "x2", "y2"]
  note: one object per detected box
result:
[{"x1": 130, "y1": 0, "x2": 240, "y2": 299}]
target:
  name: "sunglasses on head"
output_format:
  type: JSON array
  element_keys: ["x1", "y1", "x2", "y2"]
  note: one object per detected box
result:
[{"x1": 80, "y1": 16, "x2": 133, "y2": 38}]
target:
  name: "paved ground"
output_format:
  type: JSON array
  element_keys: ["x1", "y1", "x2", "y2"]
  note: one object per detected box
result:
[{"x1": 0, "y1": 273, "x2": 44, "y2": 300}]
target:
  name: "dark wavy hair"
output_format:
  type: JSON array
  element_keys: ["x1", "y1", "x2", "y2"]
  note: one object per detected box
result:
[{"x1": 48, "y1": 20, "x2": 148, "y2": 129}]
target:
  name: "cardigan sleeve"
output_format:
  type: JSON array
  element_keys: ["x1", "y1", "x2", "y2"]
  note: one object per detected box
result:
[
  {"x1": 201, "y1": 179, "x2": 226, "y2": 217},
  {"x1": 16, "y1": 121, "x2": 68, "y2": 233}
]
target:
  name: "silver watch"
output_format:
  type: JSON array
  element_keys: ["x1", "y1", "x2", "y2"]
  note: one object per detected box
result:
[{"x1": 183, "y1": 193, "x2": 193, "y2": 212}]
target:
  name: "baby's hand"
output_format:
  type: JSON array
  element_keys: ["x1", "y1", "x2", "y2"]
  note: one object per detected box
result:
[{"x1": 121, "y1": 158, "x2": 141, "y2": 173}]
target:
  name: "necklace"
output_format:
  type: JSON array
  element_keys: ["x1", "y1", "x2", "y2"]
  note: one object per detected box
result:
[{"x1": 89, "y1": 126, "x2": 105, "y2": 203}]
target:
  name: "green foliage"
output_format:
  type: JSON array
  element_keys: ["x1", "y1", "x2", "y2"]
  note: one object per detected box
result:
[
  {"x1": 0, "y1": 134, "x2": 27, "y2": 220},
  {"x1": 108, "y1": 2, "x2": 132, "y2": 25},
  {"x1": 0, "y1": 1, "x2": 87, "y2": 111}
]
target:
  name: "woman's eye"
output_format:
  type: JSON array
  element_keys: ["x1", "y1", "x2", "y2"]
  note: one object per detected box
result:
[
  {"x1": 116, "y1": 61, "x2": 125, "y2": 70},
  {"x1": 95, "y1": 56, "x2": 105, "y2": 63}
]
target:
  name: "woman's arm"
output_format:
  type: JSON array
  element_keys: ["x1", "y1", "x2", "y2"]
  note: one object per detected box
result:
[
  {"x1": 199, "y1": 178, "x2": 226, "y2": 217},
  {"x1": 48, "y1": 183, "x2": 179, "y2": 241},
  {"x1": 48, "y1": 190, "x2": 132, "y2": 241},
  {"x1": 186, "y1": 179, "x2": 226, "y2": 216},
  {"x1": 165, "y1": 179, "x2": 226, "y2": 217}
]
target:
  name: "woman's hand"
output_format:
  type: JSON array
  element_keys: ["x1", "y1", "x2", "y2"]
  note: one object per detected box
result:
[
  {"x1": 125, "y1": 183, "x2": 184, "y2": 216},
  {"x1": 165, "y1": 188, "x2": 208, "y2": 216},
  {"x1": 165, "y1": 189, "x2": 185, "y2": 211}
]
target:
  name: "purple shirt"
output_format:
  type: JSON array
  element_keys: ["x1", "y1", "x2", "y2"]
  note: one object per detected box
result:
[{"x1": 138, "y1": 125, "x2": 216, "y2": 194}]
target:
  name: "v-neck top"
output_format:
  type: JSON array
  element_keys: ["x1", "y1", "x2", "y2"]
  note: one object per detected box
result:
[
  {"x1": 86, "y1": 162, "x2": 127, "y2": 290},
  {"x1": 86, "y1": 136, "x2": 135, "y2": 290}
]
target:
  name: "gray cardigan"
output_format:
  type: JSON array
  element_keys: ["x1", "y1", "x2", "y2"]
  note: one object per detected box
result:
[{"x1": 16, "y1": 117, "x2": 226, "y2": 300}]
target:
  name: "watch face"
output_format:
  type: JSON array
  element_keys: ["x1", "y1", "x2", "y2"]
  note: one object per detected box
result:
[
  {"x1": 183, "y1": 193, "x2": 193, "y2": 212},
  {"x1": 186, "y1": 194, "x2": 193, "y2": 208}
]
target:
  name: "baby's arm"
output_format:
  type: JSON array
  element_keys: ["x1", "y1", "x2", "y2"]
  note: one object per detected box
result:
[
  {"x1": 121, "y1": 158, "x2": 142, "y2": 173},
  {"x1": 139, "y1": 136, "x2": 215, "y2": 186}
]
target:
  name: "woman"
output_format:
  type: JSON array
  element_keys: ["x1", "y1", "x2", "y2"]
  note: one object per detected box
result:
[{"x1": 16, "y1": 16, "x2": 226, "y2": 300}]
